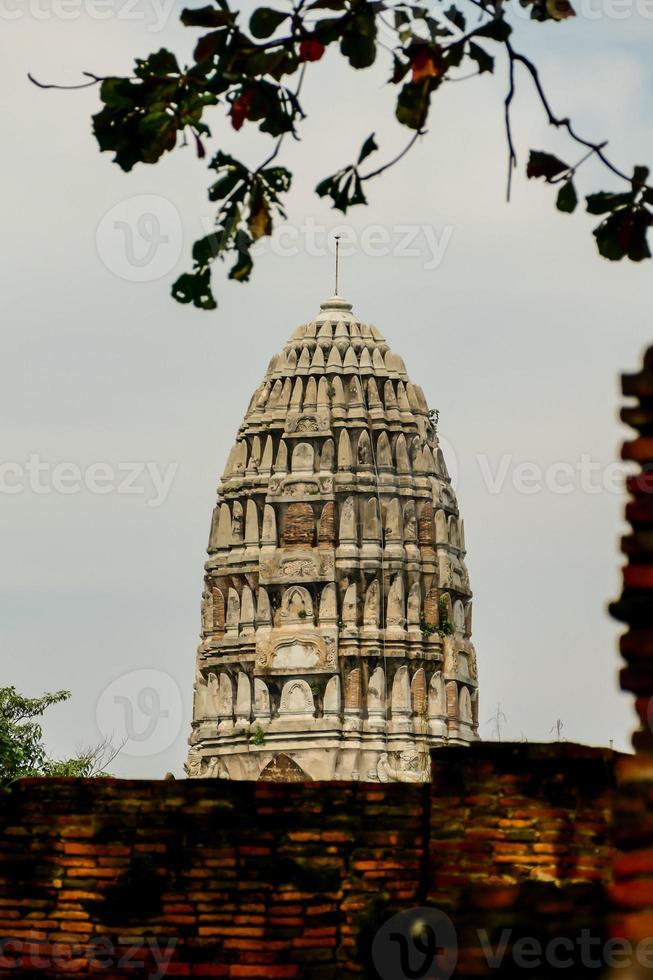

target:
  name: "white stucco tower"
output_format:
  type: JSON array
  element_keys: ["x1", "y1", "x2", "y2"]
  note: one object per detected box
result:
[{"x1": 186, "y1": 295, "x2": 479, "y2": 782}]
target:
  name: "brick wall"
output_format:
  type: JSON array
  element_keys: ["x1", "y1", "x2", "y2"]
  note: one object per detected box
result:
[{"x1": 0, "y1": 744, "x2": 615, "y2": 979}]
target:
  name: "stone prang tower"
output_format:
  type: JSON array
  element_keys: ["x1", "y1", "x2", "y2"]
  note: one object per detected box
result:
[{"x1": 187, "y1": 295, "x2": 479, "y2": 783}]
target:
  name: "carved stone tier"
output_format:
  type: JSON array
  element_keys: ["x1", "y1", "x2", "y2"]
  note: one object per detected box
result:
[{"x1": 187, "y1": 295, "x2": 479, "y2": 783}]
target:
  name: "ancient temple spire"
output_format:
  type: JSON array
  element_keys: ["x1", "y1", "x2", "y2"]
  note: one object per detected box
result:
[{"x1": 187, "y1": 293, "x2": 479, "y2": 783}]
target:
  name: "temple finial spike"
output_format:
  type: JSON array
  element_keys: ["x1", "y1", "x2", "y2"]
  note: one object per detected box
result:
[{"x1": 334, "y1": 235, "x2": 341, "y2": 296}]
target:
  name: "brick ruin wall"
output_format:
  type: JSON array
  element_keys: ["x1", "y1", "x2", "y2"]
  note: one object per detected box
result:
[{"x1": 0, "y1": 743, "x2": 615, "y2": 978}]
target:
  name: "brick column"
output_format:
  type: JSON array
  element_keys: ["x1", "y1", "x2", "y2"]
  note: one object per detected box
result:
[{"x1": 610, "y1": 346, "x2": 653, "y2": 954}]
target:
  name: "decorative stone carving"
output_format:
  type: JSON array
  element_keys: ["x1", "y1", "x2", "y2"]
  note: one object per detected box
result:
[
  {"x1": 280, "y1": 586, "x2": 314, "y2": 624},
  {"x1": 261, "y1": 505, "x2": 278, "y2": 546},
  {"x1": 367, "y1": 666, "x2": 386, "y2": 727},
  {"x1": 407, "y1": 582, "x2": 421, "y2": 631},
  {"x1": 392, "y1": 665, "x2": 411, "y2": 715},
  {"x1": 345, "y1": 668, "x2": 361, "y2": 712},
  {"x1": 363, "y1": 580, "x2": 380, "y2": 628},
  {"x1": 357, "y1": 431, "x2": 372, "y2": 468},
  {"x1": 324, "y1": 675, "x2": 341, "y2": 717},
  {"x1": 319, "y1": 583, "x2": 338, "y2": 626},
  {"x1": 453, "y1": 599, "x2": 465, "y2": 634},
  {"x1": 231, "y1": 502, "x2": 244, "y2": 543},
  {"x1": 212, "y1": 588, "x2": 225, "y2": 632},
  {"x1": 395, "y1": 434, "x2": 411, "y2": 474},
  {"x1": 260, "y1": 436, "x2": 274, "y2": 473},
  {"x1": 292, "y1": 442, "x2": 315, "y2": 474},
  {"x1": 256, "y1": 630, "x2": 337, "y2": 674},
  {"x1": 318, "y1": 502, "x2": 336, "y2": 544},
  {"x1": 338, "y1": 430, "x2": 353, "y2": 470},
  {"x1": 386, "y1": 575, "x2": 406, "y2": 631},
  {"x1": 377, "y1": 749, "x2": 426, "y2": 784},
  {"x1": 240, "y1": 586, "x2": 255, "y2": 635},
  {"x1": 235, "y1": 672, "x2": 252, "y2": 730},
  {"x1": 459, "y1": 686, "x2": 473, "y2": 725},
  {"x1": 363, "y1": 498, "x2": 380, "y2": 542},
  {"x1": 244, "y1": 501, "x2": 259, "y2": 556},
  {"x1": 226, "y1": 588, "x2": 240, "y2": 636},
  {"x1": 256, "y1": 588, "x2": 272, "y2": 629},
  {"x1": 319, "y1": 439, "x2": 335, "y2": 473},
  {"x1": 253, "y1": 678, "x2": 271, "y2": 720},
  {"x1": 339, "y1": 497, "x2": 356, "y2": 544},
  {"x1": 429, "y1": 673, "x2": 445, "y2": 717},
  {"x1": 202, "y1": 589, "x2": 213, "y2": 633},
  {"x1": 274, "y1": 440, "x2": 288, "y2": 474},
  {"x1": 279, "y1": 679, "x2": 315, "y2": 716},
  {"x1": 377, "y1": 431, "x2": 392, "y2": 468},
  {"x1": 259, "y1": 548, "x2": 335, "y2": 585},
  {"x1": 342, "y1": 582, "x2": 358, "y2": 627}
]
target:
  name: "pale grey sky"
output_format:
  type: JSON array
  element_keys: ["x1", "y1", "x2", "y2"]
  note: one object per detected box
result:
[{"x1": 2, "y1": 2, "x2": 651, "y2": 775}]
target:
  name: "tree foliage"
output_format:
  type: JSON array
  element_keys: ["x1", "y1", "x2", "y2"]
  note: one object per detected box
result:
[
  {"x1": 32, "y1": 0, "x2": 652, "y2": 309},
  {"x1": 0, "y1": 687, "x2": 116, "y2": 788}
]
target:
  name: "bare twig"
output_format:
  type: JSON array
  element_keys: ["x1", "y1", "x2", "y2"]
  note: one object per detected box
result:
[
  {"x1": 28, "y1": 71, "x2": 105, "y2": 90},
  {"x1": 362, "y1": 129, "x2": 425, "y2": 181}
]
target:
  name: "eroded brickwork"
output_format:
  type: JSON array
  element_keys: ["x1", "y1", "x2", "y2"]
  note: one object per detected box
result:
[{"x1": 0, "y1": 744, "x2": 614, "y2": 978}]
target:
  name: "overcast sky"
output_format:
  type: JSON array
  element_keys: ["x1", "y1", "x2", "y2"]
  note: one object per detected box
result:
[{"x1": 2, "y1": 1, "x2": 651, "y2": 776}]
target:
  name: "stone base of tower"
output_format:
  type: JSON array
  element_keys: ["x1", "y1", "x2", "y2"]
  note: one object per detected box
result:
[{"x1": 187, "y1": 723, "x2": 479, "y2": 783}]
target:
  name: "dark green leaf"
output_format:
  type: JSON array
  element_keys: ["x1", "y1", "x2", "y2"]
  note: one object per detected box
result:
[
  {"x1": 390, "y1": 54, "x2": 410, "y2": 84},
  {"x1": 633, "y1": 165, "x2": 650, "y2": 189},
  {"x1": 586, "y1": 191, "x2": 635, "y2": 215},
  {"x1": 358, "y1": 133, "x2": 378, "y2": 165},
  {"x1": 229, "y1": 230, "x2": 254, "y2": 280},
  {"x1": 172, "y1": 268, "x2": 217, "y2": 309},
  {"x1": 180, "y1": 5, "x2": 233, "y2": 27},
  {"x1": 307, "y1": 0, "x2": 347, "y2": 8},
  {"x1": 445, "y1": 5, "x2": 466, "y2": 29},
  {"x1": 249, "y1": 7, "x2": 289, "y2": 38},
  {"x1": 526, "y1": 150, "x2": 569, "y2": 182},
  {"x1": 192, "y1": 233, "x2": 225, "y2": 265},
  {"x1": 556, "y1": 180, "x2": 577, "y2": 213},
  {"x1": 208, "y1": 170, "x2": 246, "y2": 202},
  {"x1": 468, "y1": 42, "x2": 493, "y2": 74},
  {"x1": 475, "y1": 18, "x2": 512, "y2": 41},
  {"x1": 134, "y1": 49, "x2": 180, "y2": 78},
  {"x1": 396, "y1": 79, "x2": 434, "y2": 130},
  {"x1": 593, "y1": 207, "x2": 652, "y2": 263},
  {"x1": 444, "y1": 41, "x2": 464, "y2": 69}
]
